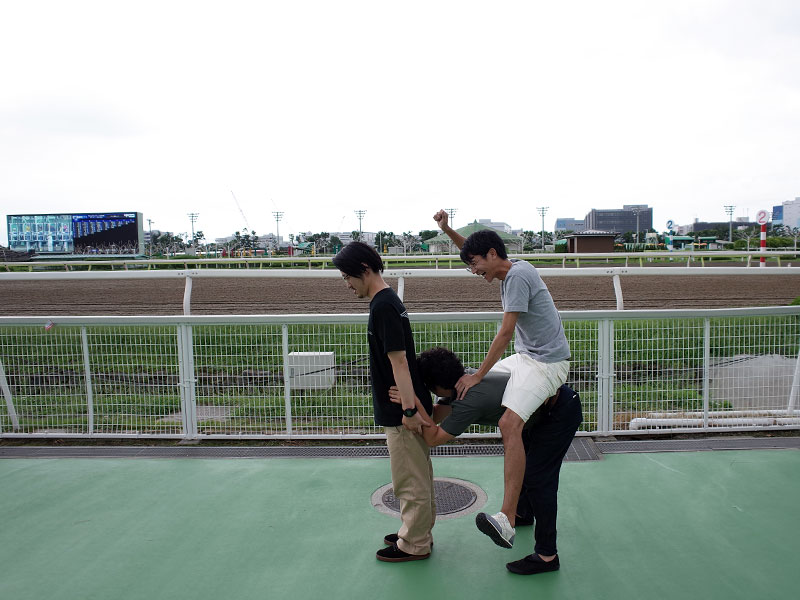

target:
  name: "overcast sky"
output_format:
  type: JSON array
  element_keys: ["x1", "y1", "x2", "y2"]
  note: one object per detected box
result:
[{"x1": 2, "y1": 0, "x2": 799, "y2": 245}]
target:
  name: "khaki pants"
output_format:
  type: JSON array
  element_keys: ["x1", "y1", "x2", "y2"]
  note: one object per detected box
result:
[{"x1": 385, "y1": 426, "x2": 436, "y2": 555}]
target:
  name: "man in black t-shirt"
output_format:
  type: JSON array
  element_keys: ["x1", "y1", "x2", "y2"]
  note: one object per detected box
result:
[{"x1": 333, "y1": 242, "x2": 435, "y2": 563}]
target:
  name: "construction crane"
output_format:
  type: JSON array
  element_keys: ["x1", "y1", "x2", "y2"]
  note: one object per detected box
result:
[{"x1": 230, "y1": 191, "x2": 250, "y2": 231}]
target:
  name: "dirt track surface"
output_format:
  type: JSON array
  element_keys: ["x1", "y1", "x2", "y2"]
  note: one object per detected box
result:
[{"x1": 1, "y1": 272, "x2": 798, "y2": 315}]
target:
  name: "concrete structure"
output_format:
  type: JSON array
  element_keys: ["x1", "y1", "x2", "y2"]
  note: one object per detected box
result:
[
  {"x1": 583, "y1": 205, "x2": 652, "y2": 236},
  {"x1": 565, "y1": 230, "x2": 617, "y2": 253}
]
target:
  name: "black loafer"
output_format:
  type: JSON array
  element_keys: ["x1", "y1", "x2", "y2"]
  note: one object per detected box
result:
[
  {"x1": 506, "y1": 553, "x2": 560, "y2": 575},
  {"x1": 376, "y1": 544, "x2": 430, "y2": 562}
]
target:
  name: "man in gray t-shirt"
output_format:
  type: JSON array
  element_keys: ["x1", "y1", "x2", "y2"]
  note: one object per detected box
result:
[{"x1": 434, "y1": 209, "x2": 571, "y2": 561}]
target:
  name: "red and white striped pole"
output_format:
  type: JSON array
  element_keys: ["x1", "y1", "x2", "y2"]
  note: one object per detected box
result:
[{"x1": 756, "y1": 210, "x2": 769, "y2": 268}]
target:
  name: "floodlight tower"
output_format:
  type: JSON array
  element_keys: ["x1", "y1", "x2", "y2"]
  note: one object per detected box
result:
[
  {"x1": 273, "y1": 211, "x2": 284, "y2": 249},
  {"x1": 187, "y1": 213, "x2": 199, "y2": 246},
  {"x1": 630, "y1": 207, "x2": 642, "y2": 244},
  {"x1": 147, "y1": 218, "x2": 154, "y2": 258},
  {"x1": 537, "y1": 206, "x2": 549, "y2": 250},
  {"x1": 354, "y1": 210, "x2": 366, "y2": 238},
  {"x1": 444, "y1": 208, "x2": 458, "y2": 254},
  {"x1": 724, "y1": 205, "x2": 735, "y2": 242}
]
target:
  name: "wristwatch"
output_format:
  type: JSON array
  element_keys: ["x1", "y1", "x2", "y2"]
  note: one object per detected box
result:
[{"x1": 403, "y1": 406, "x2": 418, "y2": 418}]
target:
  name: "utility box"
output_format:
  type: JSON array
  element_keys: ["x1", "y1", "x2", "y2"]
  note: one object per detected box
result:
[{"x1": 286, "y1": 352, "x2": 336, "y2": 390}]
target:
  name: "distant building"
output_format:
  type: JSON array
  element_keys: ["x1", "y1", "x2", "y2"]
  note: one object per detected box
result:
[
  {"x1": 583, "y1": 205, "x2": 652, "y2": 235},
  {"x1": 477, "y1": 218, "x2": 513, "y2": 233},
  {"x1": 676, "y1": 219, "x2": 757, "y2": 235},
  {"x1": 781, "y1": 198, "x2": 800, "y2": 228},
  {"x1": 772, "y1": 205, "x2": 784, "y2": 226},
  {"x1": 565, "y1": 230, "x2": 617, "y2": 253},
  {"x1": 334, "y1": 231, "x2": 376, "y2": 246},
  {"x1": 554, "y1": 218, "x2": 584, "y2": 232},
  {"x1": 425, "y1": 220, "x2": 523, "y2": 254}
]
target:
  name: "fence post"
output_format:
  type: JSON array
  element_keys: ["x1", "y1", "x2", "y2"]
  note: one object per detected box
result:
[
  {"x1": 596, "y1": 319, "x2": 615, "y2": 434},
  {"x1": 80, "y1": 327, "x2": 95, "y2": 435},
  {"x1": 398, "y1": 276, "x2": 405, "y2": 301},
  {"x1": 0, "y1": 357, "x2": 20, "y2": 431},
  {"x1": 612, "y1": 274, "x2": 624, "y2": 310},
  {"x1": 703, "y1": 318, "x2": 711, "y2": 428},
  {"x1": 183, "y1": 275, "x2": 193, "y2": 315},
  {"x1": 789, "y1": 339, "x2": 800, "y2": 411},
  {"x1": 282, "y1": 324, "x2": 294, "y2": 437},
  {"x1": 177, "y1": 324, "x2": 198, "y2": 439}
]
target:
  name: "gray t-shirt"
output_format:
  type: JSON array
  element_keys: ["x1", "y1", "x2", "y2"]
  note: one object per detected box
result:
[
  {"x1": 439, "y1": 371, "x2": 511, "y2": 436},
  {"x1": 501, "y1": 259, "x2": 570, "y2": 362}
]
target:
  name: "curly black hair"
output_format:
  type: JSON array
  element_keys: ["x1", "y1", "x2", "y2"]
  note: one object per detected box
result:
[{"x1": 417, "y1": 347, "x2": 465, "y2": 391}]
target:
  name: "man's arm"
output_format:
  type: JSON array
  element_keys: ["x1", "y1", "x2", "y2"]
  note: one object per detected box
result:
[
  {"x1": 387, "y1": 387, "x2": 455, "y2": 447},
  {"x1": 433, "y1": 209, "x2": 466, "y2": 249},
  {"x1": 455, "y1": 311, "x2": 519, "y2": 399},
  {"x1": 421, "y1": 423, "x2": 455, "y2": 447},
  {"x1": 432, "y1": 403, "x2": 452, "y2": 424},
  {"x1": 387, "y1": 350, "x2": 431, "y2": 433}
]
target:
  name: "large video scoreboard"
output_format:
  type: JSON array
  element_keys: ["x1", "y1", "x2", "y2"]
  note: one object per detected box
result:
[{"x1": 7, "y1": 212, "x2": 144, "y2": 254}]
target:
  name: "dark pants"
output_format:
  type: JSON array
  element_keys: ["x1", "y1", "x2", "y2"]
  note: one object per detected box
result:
[{"x1": 515, "y1": 387, "x2": 583, "y2": 556}]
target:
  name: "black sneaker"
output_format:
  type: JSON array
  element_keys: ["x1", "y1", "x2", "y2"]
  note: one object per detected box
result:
[
  {"x1": 506, "y1": 553, "x2": 560, "y2": 575},
  {"x1": 384, "y1": 533, "x2": 433, "y2": 549},
  {"x1": 376, "y1": 544, "x2": 430, "y2": 562}
]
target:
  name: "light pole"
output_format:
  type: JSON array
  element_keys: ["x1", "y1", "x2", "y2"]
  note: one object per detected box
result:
[
  {"x1": 187, "y1": 213, "x2": 198, "y2": 247},
  {"x1": 147, "y1": 218, "x2": 154, "y2": 258},
  {"x1": 630, "y1": 207, "x2": 642, "y2": 245},
  {"x1": 724, "y1": 205, "x2": 735, "y2": 243},
  {"x1": 354, "y1": 210, "x2": 366, "y2": 240},
  {"x1": 445, "y1": 208, "x2": 458, "y2": 254},
  {"x1": 537, "y1": 207, "x2": 549, "y2": 250},
  {"x1": 272, "y1": 211, "x2": 284, "y2": 252}
]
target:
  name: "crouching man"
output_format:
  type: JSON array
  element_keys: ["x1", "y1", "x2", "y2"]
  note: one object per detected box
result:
[{"x1": 394, "y1": 347, "x2": 582, "y2": 575}]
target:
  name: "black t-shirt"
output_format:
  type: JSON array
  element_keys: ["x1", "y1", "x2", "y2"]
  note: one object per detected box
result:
[{"x1": 368, "y1": 288, "x2": 432, "y2": 426}]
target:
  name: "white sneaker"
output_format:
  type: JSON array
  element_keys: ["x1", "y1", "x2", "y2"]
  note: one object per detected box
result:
[{"x1": 476, "y1": 511, "x2": 515, "y2": 548}]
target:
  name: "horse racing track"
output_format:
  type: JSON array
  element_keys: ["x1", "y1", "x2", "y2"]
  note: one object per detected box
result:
[{"x1": 2, "y1": 272, "x2": 799, "y2": 315}]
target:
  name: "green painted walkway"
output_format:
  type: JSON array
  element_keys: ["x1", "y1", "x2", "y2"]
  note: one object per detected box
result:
[{"x1": 1, "y1": 450, "x2": 798, "y2": 600}]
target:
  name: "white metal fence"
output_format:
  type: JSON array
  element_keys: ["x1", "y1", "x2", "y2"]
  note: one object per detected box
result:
[{"x1": 1, "y1": 307, "x2": 798, "y2": 439}]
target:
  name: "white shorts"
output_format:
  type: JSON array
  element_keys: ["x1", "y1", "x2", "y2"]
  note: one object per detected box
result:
[{"x1": 491, "y1": 354, "x2": 570, "y2": 423}]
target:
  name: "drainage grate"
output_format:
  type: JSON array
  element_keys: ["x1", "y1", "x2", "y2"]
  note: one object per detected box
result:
[
  {"x1": 372, "y1": 477, "x2": 487, "y2": 520},
  {"x1": 596, "y1": 437, "x2": 800, "y2": 454},
  {"x1": 0, "y1": 439, "x2": 600, "y2": 460}
]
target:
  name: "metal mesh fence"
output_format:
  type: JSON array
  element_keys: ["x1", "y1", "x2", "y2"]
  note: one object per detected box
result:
[{"x1": 1, "y1": 309, "x2": 798, "y2": 438}]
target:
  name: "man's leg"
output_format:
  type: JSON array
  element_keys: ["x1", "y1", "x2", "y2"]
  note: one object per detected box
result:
[
  {"x1": 383, "y1": 426, "x2": 435, "y2": 557},
  {"x1": 507, "y1": 390, "x2": 583, "y2": 574},
  {"x1": 498, "y1": 408, "x2": 526, "y2": 527}
]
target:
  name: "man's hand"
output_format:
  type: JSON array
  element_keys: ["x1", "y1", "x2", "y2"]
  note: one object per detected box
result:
[
  {"x1": 455, "y1": 372, "x2": 482, "y2": 400},
  {"x1": 388, "y1": 385, "x2": 402, "y2": 404},
  {"x1": 433, "y1": 209, "x2": 449, "y2": 230},
  {"x1": 402, "y1": 411, "x2": 432, "y2": 434}
]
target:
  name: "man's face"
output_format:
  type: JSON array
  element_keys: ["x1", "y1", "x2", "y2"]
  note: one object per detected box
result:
[
  {"x1": 432, "y1": 385, "x2": 454, "y2": 399},
  {"x1": 341, "y1": 271, "x2": 369, "y2": 298},
  {"x1": 465, "y1": 249, "x2": 498, "y2": 283}
]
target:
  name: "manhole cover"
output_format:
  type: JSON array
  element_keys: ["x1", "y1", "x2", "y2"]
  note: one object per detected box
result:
[{"x1": 371, "y1": 477, "x2": 487, "y2": 520}]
